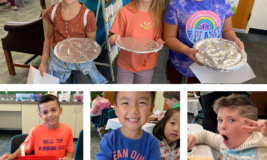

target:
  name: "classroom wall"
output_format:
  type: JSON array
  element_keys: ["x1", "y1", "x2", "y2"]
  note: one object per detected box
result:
[
  {"x1": 246, "y1": 0, "x2": 267, "y2": 32},
  {"x1": 154, "y1": 91, "x2": 165, "y2": 112}
]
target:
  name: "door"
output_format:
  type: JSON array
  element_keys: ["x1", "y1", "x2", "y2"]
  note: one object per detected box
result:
[{"x1": 231, "y1": 0, "x2": 255, "y2": 30}]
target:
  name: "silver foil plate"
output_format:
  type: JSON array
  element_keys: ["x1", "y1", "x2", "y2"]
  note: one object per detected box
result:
[
  {"x1": 54, "y1": 38, "x2": 101, "y2": 63},
  {"x1": 193, "y1": 38, "x2": 247, "y2": 72},
  {"x1": 115, "y1": 37, "x2": 161, "y2": 54}
]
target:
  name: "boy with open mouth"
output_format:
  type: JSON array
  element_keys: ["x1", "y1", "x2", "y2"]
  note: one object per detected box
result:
[
  {"x1": 96, "y1": 91, "x2": 160, "y2": 160},
  {"x1": 188, "y1": 93, "x2": 267, "y2": 159}
]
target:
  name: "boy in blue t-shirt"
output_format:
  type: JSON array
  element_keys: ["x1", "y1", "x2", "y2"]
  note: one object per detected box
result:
[{"x1": 96, "y1": 92, "x2": 160, "y2": 160}]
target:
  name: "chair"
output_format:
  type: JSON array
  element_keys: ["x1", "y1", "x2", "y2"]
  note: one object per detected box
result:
[
  {"x1": 10, "y1": 134, "x2": 34, "y2": 155},
  {"x1": 108, "y1": 109, "x2": 117, "y2": 119},
  {"x1": 108, "y1": 109, "x2": 117, "y2": 131},
  {"x1": 191, "y1": 109, "x2": 204, "y2": 124},
  {"x1": 92, "y1": 108, "x2": 113, "y2": 139},
  {"x1": 74, "y1": 130, "x2": 83, "y2": 160}
]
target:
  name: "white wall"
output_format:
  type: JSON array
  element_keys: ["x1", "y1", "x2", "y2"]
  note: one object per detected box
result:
[
  {"x1": 154, "y1": 91, "x2": 165, "y2": 112},
  {"x1": 246, "y1": 0, "x2": 267, "y2": 32}
]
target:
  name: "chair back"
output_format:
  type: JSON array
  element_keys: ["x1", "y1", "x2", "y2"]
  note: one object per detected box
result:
[
  {"x1": 10, "y1": 134, "x2": 34, "y2": 155},
  {"x1": 101, "y1": 108, "x2": 113, "y2": 126},
  {"x1": 74, "y1": 130, "x2": 83, "y2": 160},
  {"x1": 264, "y1": 100, "x2": 267, "y2": 118},
  {"x1": 108, "y1": 109, "x2": 117, "y2": 119}
]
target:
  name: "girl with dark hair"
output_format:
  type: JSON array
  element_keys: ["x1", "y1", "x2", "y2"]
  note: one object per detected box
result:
[{"x1": 153, "y1": 108, "x2": 180, "y2": 160}]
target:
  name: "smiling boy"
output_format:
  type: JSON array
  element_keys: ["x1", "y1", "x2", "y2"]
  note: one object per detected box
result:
[
  {"x1": 96, "y1": 91, "x2": 161, "y2": 160},
  {"x1": 187, "y1": 94, "x2": 267, "y2": 159},
  {"x1": 0, "y1": 95, "x2": 74, "y2": 160}
]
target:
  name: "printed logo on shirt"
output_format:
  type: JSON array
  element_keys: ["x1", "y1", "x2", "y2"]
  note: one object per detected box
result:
[
  {"x1": 221, "y1": 148, "x2": 258, "y2": 160},
  {"x1": 140, "y1": 21, "x2": 153, "y2": 30},
  {"x1": 38, "y1": 139, "x2": 66, "y2": 151},
  {"x1": 113, "y1": 149, "x2": 145, "y2": 160},
  {"x1": 185, "y1": 10, "x2": 222, "y2": 44}
]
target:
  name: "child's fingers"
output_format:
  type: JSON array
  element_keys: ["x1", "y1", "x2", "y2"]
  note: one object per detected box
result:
[
  {"x1": 189, "y1": 55, "x2": 203, "y2": 66},
  {"x1": 243, "y1": 118, "x2": 258, "y2": 126},
  {"x1": 241, "y1": 126, "x2": 259, "y2": 132}
]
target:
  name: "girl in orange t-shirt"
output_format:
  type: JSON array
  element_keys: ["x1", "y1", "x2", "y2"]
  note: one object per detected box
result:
[{"x1": 109, "y1": 0, "x2": 165, "y2": 84}]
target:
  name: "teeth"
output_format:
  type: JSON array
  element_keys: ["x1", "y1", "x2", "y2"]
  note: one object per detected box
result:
[{"x1": 128, "y1": 119, "x2": 138, "y2": 121}]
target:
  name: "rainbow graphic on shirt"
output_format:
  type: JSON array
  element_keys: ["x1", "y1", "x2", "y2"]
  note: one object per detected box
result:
[{"x1": 186, "y1": 10, "x2": 222, "y2": 44}]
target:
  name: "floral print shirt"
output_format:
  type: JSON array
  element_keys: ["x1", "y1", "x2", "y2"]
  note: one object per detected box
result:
[{"x1": 160, "y1": 138, "x2": 180, "y2": 160}]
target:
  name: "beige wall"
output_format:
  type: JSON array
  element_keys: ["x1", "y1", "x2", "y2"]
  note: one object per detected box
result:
[{"x1": 154, "y1": 91, "x2": 165, "y2": 112}]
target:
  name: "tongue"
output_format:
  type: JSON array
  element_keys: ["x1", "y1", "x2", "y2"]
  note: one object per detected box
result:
[{"x1": 223, "y1": 135, "x2": 229, "y2": 144}]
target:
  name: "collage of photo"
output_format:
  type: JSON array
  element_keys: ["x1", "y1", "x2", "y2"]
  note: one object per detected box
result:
[{"x1": 0, "y1": 0, "x2": 267, "y2": 159}]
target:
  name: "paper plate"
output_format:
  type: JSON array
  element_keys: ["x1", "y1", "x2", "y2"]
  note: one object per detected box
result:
[
  {"x1": 54, "y1": 38, "x2": 101, "y2": 63},
  {"x1": 193, "y1": 38, "x2": 247, "y2": 72},
  {"x1": 115, "y1": 37, "x2": 161, "y2": 54}
]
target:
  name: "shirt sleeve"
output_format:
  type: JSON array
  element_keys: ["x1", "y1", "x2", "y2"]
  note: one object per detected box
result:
[
  {"x1": 66, "y1": 127, "x2": 74, "y2": 153},
  {"x1": 92, "y1": 102, "x2": 99, "y2": 114},
  {"x1": 148, "y1": 137, "x2": 161, "y2": 160},
  {"x1": 42, "y1": 5, "x2": 55, "y2": 24},
  {"x1": 21, "y1": 127, "x2": 36, "y2": 154},
  {"x1": 85, "y1": 10, "x2": 97, "y2": 33},
  {"x1": 192, "y1": 130, "x2": 221, "y2": 152},
  {"x1": 95, "y1": 135, "x2": 113, "y2": 160},
  {"x1": 109, "y1": 8, "x2": 126, "y2": 37},
  {"x1": 163, "y1": 0, "x2": 179, "y2": 25},
  {"x1": 225, "y1": 0, "x2": 233, "y2": 19}
]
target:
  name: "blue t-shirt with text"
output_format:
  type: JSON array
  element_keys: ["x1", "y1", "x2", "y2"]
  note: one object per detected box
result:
[
  {"x1": 163, "y1": 0, "x2": 233, "y2": 77},
  {"x1": 96, "y1": 128, "x2": 160, "y2": 160}
]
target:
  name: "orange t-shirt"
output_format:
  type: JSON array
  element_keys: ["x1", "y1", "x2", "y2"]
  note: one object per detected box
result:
[
  {"x1": 21, "y1": 123, "x2": 74, "y2": 159},
  {"x1": 42, "y1": 2, "x2": 97, "y2": 50},
  {"x1": 110, "y1": 3, "x2": 163, "y2": 72}
]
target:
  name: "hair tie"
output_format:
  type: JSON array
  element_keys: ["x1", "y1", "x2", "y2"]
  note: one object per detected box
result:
[{"x1": 101, "y1": 92, "x2": 105, "y2": 96}]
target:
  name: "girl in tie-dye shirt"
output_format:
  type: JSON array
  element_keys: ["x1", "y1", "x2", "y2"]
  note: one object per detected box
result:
[{"x1": 163, "y1": 0, "x2": 244, "y2": 83}]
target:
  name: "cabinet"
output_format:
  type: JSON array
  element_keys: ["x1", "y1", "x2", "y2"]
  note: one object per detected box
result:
[
  {"x1": 74, "y1": 105, "x2": 83, "y2": 138},
  {"x1": 0, "y1": 104, "x2": 22, "y2": 129},
  {"x1": 21, "y1": 104, "x2": 40, "y2": 134},
  {"x1": 59, "y1": 105, "x2": 77, "y2": 137}
]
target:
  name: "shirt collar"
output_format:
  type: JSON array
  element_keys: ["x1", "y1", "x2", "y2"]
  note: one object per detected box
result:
[
  {"x1": 172, "y1": 103, "x2": 180, "y2": 109},
  {"x1": 162, "y1": 137, "x2": 177, "y2": 149}
]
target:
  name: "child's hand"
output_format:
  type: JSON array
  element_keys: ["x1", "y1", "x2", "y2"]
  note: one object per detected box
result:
[
  {"x1": 0, "y1": 153, "x2": 16, "y2": 160},
  {"x1": 233, "y1": 38, "x2": 244, "y2": 51},
  {"x1": 156, "y1": 39, "x2": 165, "y2": 49},
  {"x1": 109, "y1": 34, "x2": 121, "y2": 46},
  {"x1": 38, "y1": 63, "x2": 49, "y2": 77},
  {"x1": 242, "y1": 118, "x2": 267, "y2": 137},
  {"x1": 157, "y1": 111, "x2": 166, "y2": 120},
  {"x1": 59, "y1": 157, "x2": 74, "y2": 160},
  {"x1": 187, "y1": 134, "x2": 197, "y2": 150},
  {"x1": 184, "y1": 48, "x2": 204, "y2": 66}
]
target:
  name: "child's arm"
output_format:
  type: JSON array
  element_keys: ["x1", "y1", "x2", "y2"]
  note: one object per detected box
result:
[
  {"x1": 242, "y1": 118, "x2": 267, "y2": 137},
  {"x1": 59, "y1": 152, "x2": 74, "y2": 160},
  {"x1": 86, "y1": 31, "x2": 96, "y2": 41},
  {"x1": 222, "y1": 17, "x2": 244, "y2": 50},
  {"x1": 0, "y1": 147, "x2": 21, "y2": 160},
  {"x1": 187, "y1": 130, "x2": 221, "y2": 151},
  {"x1": 163, "y1": 23, "x2": 203, "y2": 66},
  {"x1": 38, "y1": 22, "x2": 54, "y2": 77}
]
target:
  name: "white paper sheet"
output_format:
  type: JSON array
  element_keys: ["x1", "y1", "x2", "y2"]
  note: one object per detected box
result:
[
  {"x1": 105, "y1": 4, "x2": 113, "y2": 22},
  {"x1": 189, "y1": 62, "x2": 256, "y2": 83},
  {"x1": 27, "y1": 65, "x2": 60, "y2": 84}
]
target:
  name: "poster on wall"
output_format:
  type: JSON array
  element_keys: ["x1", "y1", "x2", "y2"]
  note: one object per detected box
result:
[{"x1": 230, "y1": 0, "x2": 239, "y2": 14}]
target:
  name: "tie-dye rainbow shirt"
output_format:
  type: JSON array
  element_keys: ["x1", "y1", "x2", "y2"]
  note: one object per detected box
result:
[{"x1": 163, "y1": 0, "x2": 233, "y2": 77}]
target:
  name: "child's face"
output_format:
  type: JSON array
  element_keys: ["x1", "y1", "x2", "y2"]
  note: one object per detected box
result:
[
  {"x1": 39, "y1": 100, "x2": 62, "y2": 129},
  {"x1": 114, "y1": 92, "x2": 154, "y2": 132},
  {"x1": 217, "y1": 107, "x2": 250, "y2": 149},
  {"x1": 164, "y1": 111, "x2": 180, "y2": 145}
]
